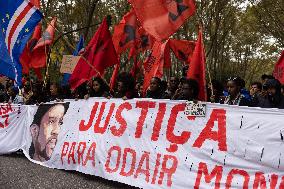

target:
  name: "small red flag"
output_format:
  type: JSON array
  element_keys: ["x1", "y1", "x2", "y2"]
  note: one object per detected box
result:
[
  {"x1": 129, "y1": 0, "x2": 196, "y2": 41},
  {"x1": 187, "y1": 29, "x2": 207, "y2": 101},
  {"x1": 70, "y1": 18, "x2": 119, "y2": 90},
  {"x1": 20, "y1": 24, "x2": 42, "y2": 74},
  {"x1": 273, "y1": 51, "x2": 284, "y2": 84},
  {"x1": 113, "y1": 9, "x2": 138, "y2": 54},
  {"x1": 30, "y1": 17, "x2": 57, "y2": 68},
  {"x1": 169, "y1": 39, "x2": 195, "y2": 62},
  {"x1": 110, "y1": 63, "x2": 120, "y2": 91},
  {"x1": 143, "y1": 41, "x2": 169, "y2": 93}
]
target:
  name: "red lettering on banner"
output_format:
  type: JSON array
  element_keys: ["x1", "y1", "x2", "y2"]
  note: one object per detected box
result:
[
  {"x1": 158, "y1": 155, "x2": 178, "y2": 187},
  {"x1": 0, "y1": 104, "x2": 14, "y2": 128},
  {"x1": 253, "y1": 172, "x2": 267, "y2": 189},
  {"x1": 134, "y1": 151, "x2": 150, "y2": 182},
  {"x1": 103, "y1": 145, "x2": 178, "y2": 187},
  {"x1": 270, "y1": 174, "x2": 279, "y2": 189},
  {"x1": 61, "y1": 142, "x2": 69, "y2": 165},
  {"x1": 110, "y1": 102, "x2": 132, "y2": 137},
  {"x1": 193, "y1": 109, "x2": 227, "y2": 151},
  {"x1": 82, "y1": 142, "x2": 96, "y2": 167},
  {"x1": 0, "y1": 103, "x2": 13, "y2": 115},
  {"x1": 77, "y1": 142, "x2": 87, "y2": 165},
  {"x1": 94, "y1": 103, "x2": 115, "y2": 134},
  {"x1": 226, "y1": 169, "x2": 250, "y2": 189},
  {"x1": 93, "y1": 102, "x2": 107, "y2": 133},
  {"x1": 135, "y1": 101, "x2": 156, "y2": 138},
  {"x1": 151, "y1": 103, "x2": 166, "y2": 141},
  {"x1": 68, "y1": 142, "x2": 76, "y2": 164},
  {"x1": 79, "y1": 102, "x2": 99, "y2": 131},
  {"x1": 194, "y1": 162, "x2": 223, "y2": 189},
  {"x1": 279, "y1": 176, "x2": 284, "y2": 189},
  {"x1": 61, "y1": 142, "x2": 96, "y2": 167},
  {"x1": 151, "y1": 153, "x2": 162, "y2": 184},
  {"x1": 166, "y1": 103, "x2": 191, "y2": 153},
  {"x1": 105, "y1": 146, "x2": 121, "y2": 173},
  {"x1": 120, "y1": 148, "x2": 137, "y2": 177},
  {"x1": 0, "y1": 115, "x2": 9, "y2": 128}
]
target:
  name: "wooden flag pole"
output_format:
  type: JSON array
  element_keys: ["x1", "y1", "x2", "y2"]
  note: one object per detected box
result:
[{"x1": 41, "y1": 17, "x2": 113, "y2": 91}]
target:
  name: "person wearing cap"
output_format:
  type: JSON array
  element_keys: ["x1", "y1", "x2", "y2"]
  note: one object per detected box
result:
[{"x1": 257, "y1": 79, "x2": 284, "y2": 109}]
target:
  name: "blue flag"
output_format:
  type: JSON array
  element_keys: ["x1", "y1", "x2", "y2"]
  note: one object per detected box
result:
[
  {"x1": 0, "y1": 0, "x2": 43, "y2": 86},
  {"x1": 62, "y1": 36, "x2": 84, "y2": 86}
]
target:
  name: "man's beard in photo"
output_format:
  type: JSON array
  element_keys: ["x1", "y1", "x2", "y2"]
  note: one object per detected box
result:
[{"x1": 35, "y1": 136, "x2": 58, "y2": 161}]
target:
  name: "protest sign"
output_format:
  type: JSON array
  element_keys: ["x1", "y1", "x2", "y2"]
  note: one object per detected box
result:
[{"x1": 60, "y1": 55, "x2": 80, "y2": 74}]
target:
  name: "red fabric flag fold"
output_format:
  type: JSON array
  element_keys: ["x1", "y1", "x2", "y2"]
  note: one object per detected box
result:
[
  {"x1": 187, "y1": 29, "x2": 207, "y2": 101},
  {"x1": 70, "y1": 18, "x2": 119, "y2": 90},
  {"x1": 273, "y1": 51, "x2": 284, "y2": 84},
  {"x1": 169, "y1": 39, "x2": 195, "y2": 62},
  {"x1": 113, "y1": 9, "x2": 138, "y2": 54},
  {"x1": 29, "y1": 17, "x2": 57, "y2": 69},
  {"x1": 110, "y1": 63, "x2": 120, "y2": 91},
  {"x1": 143, "y1": 40, "x2": 170, "y2": 93},
  {"x1": 19, "y1": 0, "x2": 41, "y2": 74},
  {"x1": 129, "y1": 0, "x2": 196, "y2": 41}
]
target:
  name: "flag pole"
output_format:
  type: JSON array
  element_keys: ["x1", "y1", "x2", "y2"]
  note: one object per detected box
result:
[
  {"x1": 197, "y1": 24, "x2": 214, "y2": 98},
  {"x1": 42, "y1": 17, "x2": 112, "y2": 91},
  {"x1": 43, "y1": 36, "x2": 49, "y2": 88}
]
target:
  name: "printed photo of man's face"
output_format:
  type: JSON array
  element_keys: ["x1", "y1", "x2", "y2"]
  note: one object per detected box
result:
[{"x1": 29, "y1": 103, "x2": 69, "y2": 162}]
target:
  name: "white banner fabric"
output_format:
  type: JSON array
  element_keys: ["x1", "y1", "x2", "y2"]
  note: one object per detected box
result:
[{"x1": 1, "y1": 99, "x2": 284, "y2": 188}]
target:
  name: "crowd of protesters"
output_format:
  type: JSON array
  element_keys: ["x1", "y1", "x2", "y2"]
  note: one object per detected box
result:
[{"x1": 1, "y1": 72, "x2": 284, "y2": 109}]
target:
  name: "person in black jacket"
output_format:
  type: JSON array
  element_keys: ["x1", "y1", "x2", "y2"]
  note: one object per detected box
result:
[
  {"x1": 145, "y1": 77, "x2": 163, "y2": 99},
  {"x1": 176, "y1": 78, "x2": 199, "y2": 101},
  {"x1": 257, "y1": 79, "x2": 284, "y2": 109}
]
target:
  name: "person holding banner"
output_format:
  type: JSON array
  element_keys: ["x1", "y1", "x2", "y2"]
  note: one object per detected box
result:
[
  {"x1": 258, "y1": 79, "x2": 284, "y2": 109},
  {"x1": 223, "y1": 77, "x2": 250, "y2": 106},
  {"x1": 86, "y1": 77, "x2": 110, "y2": 98},
  {"x1": 176, "y1": 78, "x2": 199, "y2": 101},
  {"x1": 145, "y1": 77, "x2": 163, "y2": 99},
  {"x1": 29, "y1": 103, "x2": 69, "y2": 162}
]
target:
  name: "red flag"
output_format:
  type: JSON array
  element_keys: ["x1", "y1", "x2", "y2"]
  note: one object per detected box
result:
[
  {"x1": 273, "y1": 51, "x2": 284, "y2": 84},
  {"x1": 20, "y1": 24, "x2": 42, "y2": 74},
  {"x1": 187, "y1": 29, "x2": 207, "y2": 101},
  {"x1": 127, "y1": 26, "x2": 155, "y2": 61},
  {"x1": 169, "y1": 39, "x2": 195, "y2": 62},
  {"x1": 70, "y1": 18, "x2": 119, "y2": 90},
  {"x1": 143, "y1": 41, "x2": 169, "y2": 93},
  {"x1": 129, "y1": 53, "x2": 138, "y2": 77},
  {"x1": 113, "y1": 10, "x2": 138, "y2": 54},
  {"x1": 110, "y1": 63, "x2": 120, "y2": 91},
  {"x1": 136, "y1": 27, "x2": 155, "y2": 51},
  {"x1": 129, "y1": 0, "x2": 196, "y2": 41},
  {"x1": 161, "y1": 40, "x2": 171, "y2": 69},
  {"x1": 20, "y1": 0, "x2": 41, "y2": 74},
  {"x1": 30, "y1": 17, "x2": 57, "y2": 68}
]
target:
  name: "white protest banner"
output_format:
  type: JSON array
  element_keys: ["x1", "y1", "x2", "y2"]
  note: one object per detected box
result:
[
  {"x1": 60, "y1": 55, "x2": 80, "y2": 74},
  {"x1": 0, "y1": 103, "x2": 28, "y2": 154},
  {"x1": 2, "y1": 99, "x2": 284, "y2": 188}
]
